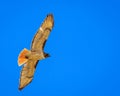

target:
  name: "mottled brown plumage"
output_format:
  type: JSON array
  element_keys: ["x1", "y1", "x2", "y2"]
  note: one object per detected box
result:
[{"x1": 18, "y1": 14, "x2": 54, "y2": 90}]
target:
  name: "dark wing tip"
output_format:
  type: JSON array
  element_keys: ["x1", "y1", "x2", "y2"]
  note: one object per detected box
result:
[
  {"x1": 47, "y1": 13, "x2": 53, "y2": 18},
  {"x1": 18, "y1": 79, "x2": 33, "y2": 91},
  {"x1": 47, "y1": 13, "x2": 54, "y2": 27},
  {"x1": 18, "y1": 87, "x2": 24, "y2": 91}
]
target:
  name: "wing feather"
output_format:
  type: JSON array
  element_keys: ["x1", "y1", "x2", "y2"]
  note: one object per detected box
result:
[
  {"x1": 31, "y1": 14, "x2": 54, "y2": 51},
  {"x1": 19, "y1": 59, "x2": 39, "y2": 90}
]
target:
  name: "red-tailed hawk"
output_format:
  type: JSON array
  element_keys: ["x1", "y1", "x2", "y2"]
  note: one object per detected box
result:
[{"x1": 18, "y1": 14, "x2": 54, "y2": 90}]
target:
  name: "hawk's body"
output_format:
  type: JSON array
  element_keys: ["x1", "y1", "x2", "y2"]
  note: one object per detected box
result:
[{"x1": 18, "y1": 14, "x2": 54, "y2": 90}]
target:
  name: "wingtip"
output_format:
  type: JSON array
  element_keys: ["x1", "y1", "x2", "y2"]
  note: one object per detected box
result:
[
  {"x1": 47, "y1": 14, "x2": 54, "y2": 21},
  {"x1": 18, "y1": 83, "x2": 24, "y2": 91},
  {"x1": 47, "y1": 13, "x2": 54, "y2": 27},
  {"x1": 18, "y1": 86, "x2": 23, "y2": 91},
  {"x1": 47, "y1": 13, "x2": 53, "y2": 17}
]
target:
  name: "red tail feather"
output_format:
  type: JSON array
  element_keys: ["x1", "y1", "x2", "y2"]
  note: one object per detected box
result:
[{"x1": 18, "y1": 48, "x2": 30, "y2": 66}]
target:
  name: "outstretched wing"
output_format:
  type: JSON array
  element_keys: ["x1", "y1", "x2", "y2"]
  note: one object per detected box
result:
[
  {"x1": 31, "y1": 14, "x2": 54, "y2": 51},
  {"x1": 19, "y1": 59, "x2": 39, "y2": 90}
]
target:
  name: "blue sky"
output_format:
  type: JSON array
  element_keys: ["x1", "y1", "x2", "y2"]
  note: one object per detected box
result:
[{"x1": 0, "y1": 0, "x2": 120, "y2": 96}]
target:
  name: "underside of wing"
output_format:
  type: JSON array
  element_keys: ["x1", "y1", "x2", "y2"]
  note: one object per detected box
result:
[
  {"x1": 19, "y1": 59, "x2": 39, "y2": 90},
  {"x1": 31, "y1": 14, "x2": 54, "y2": 51}
]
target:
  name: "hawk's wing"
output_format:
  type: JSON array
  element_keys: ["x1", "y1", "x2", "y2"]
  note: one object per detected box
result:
[
  {"x1": 19, "y1": 59, "x2": 39, "y2": 90},
  {"x1": 31, "y1": 14, "x2": 54, "y2": 51},
  {"x1": 19, "y1": 14, "x2": 54, "y2": 90}
]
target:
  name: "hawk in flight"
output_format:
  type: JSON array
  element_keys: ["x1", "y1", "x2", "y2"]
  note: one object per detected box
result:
[{"x1": 18, "y1": 14, "x2": 54, "y2": 90}]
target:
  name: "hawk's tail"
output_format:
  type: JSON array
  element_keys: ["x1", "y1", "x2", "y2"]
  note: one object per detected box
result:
[{"x1": 18, "y1": 48, "x2": 31, "y2": 66}]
